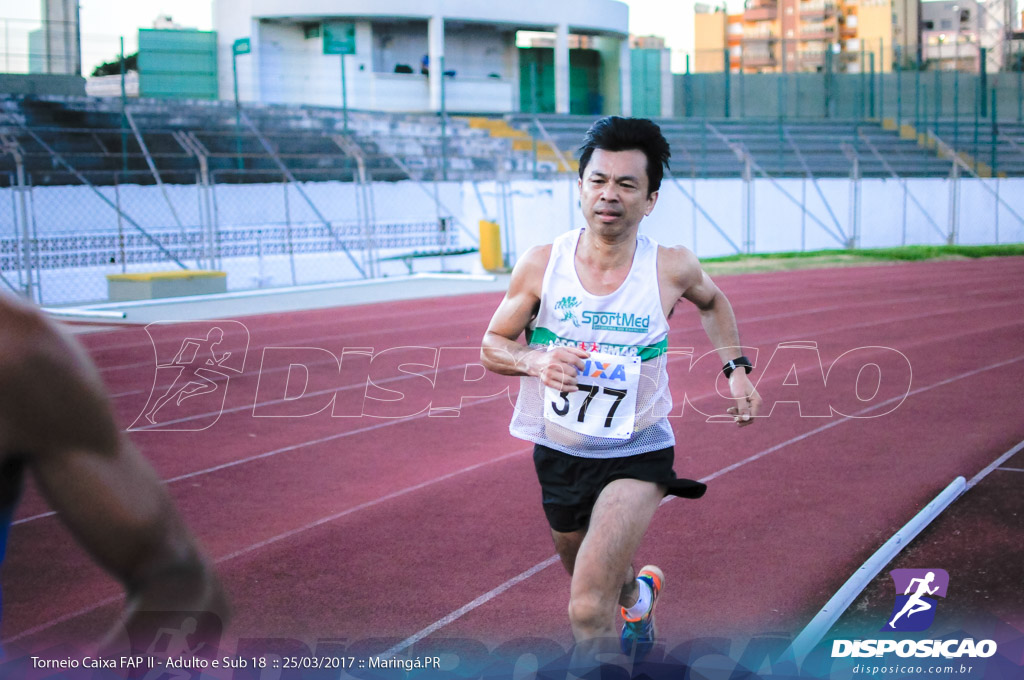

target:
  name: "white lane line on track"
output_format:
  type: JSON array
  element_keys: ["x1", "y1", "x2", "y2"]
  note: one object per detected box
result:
[
  {"x1": 995, "y1": 466, "x2": 1024, "y2": 473},
  {"x1": 2, "y1": 594, "x2": 124, "y2": 645},
  {"x1": 9, "y1": 353, "x2": 1024, "y2": 644},
  {"x1": 377, "y1": 353, "x2": 1024, "y2": 659},
  {"x1": 88, "y1": 298, "x2": 502, "y2": 362},
  {"x1": 967, "y1": 441, "x2": 1024, "y2": 488},
  {"x1": 12, "y1": 392, "x2": 514, "y2": 527},
  {"x1": 85, "y1": 265, "x2": 1024, "y2": 359},
  {"x1": 379, "y1": 555, "x2": 563, "y2": 660},
  {"x1": 101, "y1": 283, "x2": 1024, "y2": 392},
  {"x1": 784, "y1": 435, "x2": 1024, "y2": 661},
  {"x1": 122, "y1": 298, "x2": 1024, "y2": 431},
  {"x1": 2, "y1": 446, "x2": 532, "y2": 645},
  {"x1": 16, "y1": 315, "x2": 1024, "y2": 528},
  {"x1": 213, "y1": 446, "x2": 533, "y2": 563}
]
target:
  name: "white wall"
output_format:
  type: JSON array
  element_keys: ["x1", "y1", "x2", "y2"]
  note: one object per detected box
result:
[
  {"x1": 372, "y1": 21, "x2": 428, "y2": 74},
  {"x1": 6, "y1": 176, "x2": 1023, "y2": 305},
  {"x1": 240, "y1": 0, "x2": 628, "y2": 34},
  {"x1": 258, "y1": 21, "x2": 328, "y2": 105},
  {"x1": 214, "y1": 0, "x2": 629, "y2": 111},
  {"x1": 12, "y1": 177, "x2": 1024, "y2": 250},
  {"x1": 444, "y1": 24, "x2": 511, "y2": 79},
  {"x1": 444, "y1": 77, "x2": 515, "y2": 113},
  {"x1": 458, "y1": 176, "x2": 1024, "y2": 260}
]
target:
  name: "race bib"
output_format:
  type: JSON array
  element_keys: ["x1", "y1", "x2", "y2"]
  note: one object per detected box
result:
[{"x1": 543, "y1": 352, "x2": 641, "y2": 440}]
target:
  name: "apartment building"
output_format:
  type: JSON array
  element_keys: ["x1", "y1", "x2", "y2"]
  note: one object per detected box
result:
[{"x1": 693, "y1": 0, "x2": 919, "y2": 73}]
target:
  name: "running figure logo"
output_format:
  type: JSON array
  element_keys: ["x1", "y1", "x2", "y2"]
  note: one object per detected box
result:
[
  {"x1": 130, "y1": 321, "x2": 250, "y2": 432},
  {"x1": 121, "y1": 610, "x2": 223, "y2": 680},
  {"x1": 883, "y1": 568, "x2": 949, "y2": 632},
  {"x1": 556, "y1": 296, "x2": 582, "y2": 328}
]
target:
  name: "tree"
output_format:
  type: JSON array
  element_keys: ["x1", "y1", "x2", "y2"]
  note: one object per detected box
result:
[{"x1": 91, "y1": 52, "x2": 138, "y2": 77}]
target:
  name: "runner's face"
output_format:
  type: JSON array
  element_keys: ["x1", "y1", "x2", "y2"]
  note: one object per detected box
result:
[{"x1": 579, "y1": 149, "x2": 658, "y2": 238}]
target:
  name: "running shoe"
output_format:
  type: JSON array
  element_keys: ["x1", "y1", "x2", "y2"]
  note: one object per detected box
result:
[{"x1": 620, "y1": 565, "x2": 664, "y2": 659}]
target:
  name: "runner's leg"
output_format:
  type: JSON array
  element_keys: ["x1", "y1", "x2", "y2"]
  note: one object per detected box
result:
[{"x1": 567, "y1": 478, "x2": 664, "y2": 641}]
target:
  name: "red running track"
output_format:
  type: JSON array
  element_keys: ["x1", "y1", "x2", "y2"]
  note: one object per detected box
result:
[{"x1": 3, "y1": 258, "x2": 1023, "y2": 661}]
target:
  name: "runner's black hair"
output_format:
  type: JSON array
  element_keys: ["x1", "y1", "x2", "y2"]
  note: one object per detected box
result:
[{"x1": 578, "y1": 116, "x2": 671, "y2": 195}]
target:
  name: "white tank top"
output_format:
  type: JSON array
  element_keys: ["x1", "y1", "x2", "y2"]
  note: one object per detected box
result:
[{"x1": 509, "y1": 228, "x2": 675, "y2": 458}]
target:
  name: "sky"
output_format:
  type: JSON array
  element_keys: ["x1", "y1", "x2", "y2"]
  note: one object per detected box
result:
[
  {"x1": 1, "y1": 0, "x2": 731, "y2": 76},
  {"x1": 4, "y1": 0, "x2": 1023, "y2": 76}
]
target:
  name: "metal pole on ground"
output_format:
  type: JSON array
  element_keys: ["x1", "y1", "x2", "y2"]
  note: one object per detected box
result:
[
  {"x1": 778, "y1": 39, "x2": 785, "y2": 122},
  {"x1": 724, "y1": 48, "x2": 731, "y2": 118},
  {"x1": 1018, "y1": 43, "x2": 1023, "y2": 123},
  {"x1": 120, "y1": 37, "x2": 127, "y2": 173},
  {"x1": 914, "y1": 56, "x2": 920, "y2": 132},
  {"x1": 283, "y1": 179, "x2": 296, "y2": 286},
  {"x1": 701, "y1": 81, "x2": 708, "y2": 178},
  {"x1": 953, "y1": 4, "x2": 961, "y2": 122},
  {"x1": 948, "y1": 156, "x2": 960, "y2": 245},
  {"x1": 440, "y1": 55, "x2": 447, "y2": 182},
  {"x1": 114, "y1": 176, "x2": 126, "y2": 273},
  {"x1": 795, "y1": 70, "x2": 801, "y2": 119},
  {"x1": 954, "y1": 73, "x2": 960, "y2": 156},
  {"x1": 232, "y1": 38, "x2": 251, "y2": 172},
  {"x1": 341, "y1": 51, "x2": 349, "y2": 133},
  {"x1": 870, "y1": 51, "x2": 876, "y2": 119},
  {"x1": 530, "y1": 63, "x2": 538, "y2": 180},
  {"x1": 973, "y1": 78, "x2": 980, "y2": 167},
  {"x1": 11, "y1": 147, "x2": 34, "y2": 301},
  {"x1": 979, "y1": 47, "x2": 987, "y2": 118},
  {"x1": 990, "y1": 88, "x2": 998, "y2": 177},
  {"x1": 685, "y1": 54, "x2": 693, "y2": 117},
  {"x1": 877, "y1": 38, "x2": 883, "y2": 121},
  {"x1": 922, "y1": 84, "x2": 931, "y2": 148},
  {"x1": 778, "y1": 40, "x2": 785, "y2": 171},
  {"x1": 824, "y1": 47, "x2": 833, "y2": 118},
  {"x1": 739, "y1": 47, "x2": 746, "y2": 118},
  {"x1": 860, "y1": 49, "x2": 866, "y2": 119},
  {"x1": 896, "y1": 45, "x2": 902, "y2": 125}
]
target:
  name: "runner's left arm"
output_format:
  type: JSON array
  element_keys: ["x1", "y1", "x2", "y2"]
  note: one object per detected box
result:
[{"x1": 670, "y1": 247, "x2": 762, "y2": 425}]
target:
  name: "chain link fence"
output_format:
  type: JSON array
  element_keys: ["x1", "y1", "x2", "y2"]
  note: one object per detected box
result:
[{"x1": 0, "y1": 140, "x2": 474, "y2": 307}]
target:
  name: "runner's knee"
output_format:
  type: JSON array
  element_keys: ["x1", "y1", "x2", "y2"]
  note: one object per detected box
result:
[{"x1": 568, "y1": 589, "x2": 614, "y2": 633}]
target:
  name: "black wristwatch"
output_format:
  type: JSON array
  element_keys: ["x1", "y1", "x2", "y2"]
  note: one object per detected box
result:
[{"x1": 722, "y1": 356, "x2": 753, "y2": 379}]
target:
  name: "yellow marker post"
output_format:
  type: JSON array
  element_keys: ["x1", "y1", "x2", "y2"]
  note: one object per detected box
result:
[{"x1": 479, "y1": 220, "x2": 503, "y2": 271}]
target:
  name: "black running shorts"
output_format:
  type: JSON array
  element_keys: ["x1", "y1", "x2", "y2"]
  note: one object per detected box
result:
[{"x1": 532, "y1": 443, "x2": 707, "y2": 533}]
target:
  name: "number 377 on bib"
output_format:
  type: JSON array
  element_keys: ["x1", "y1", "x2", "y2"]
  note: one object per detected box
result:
[{"x1": 543, "y1": 353, "x2": 641, "y2": 441}]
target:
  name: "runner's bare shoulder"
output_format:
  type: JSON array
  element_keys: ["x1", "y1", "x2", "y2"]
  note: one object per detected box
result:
[
  {"x1": 508, "y1": 244, "x2": 553, "y2": 299},
  {"x1": 657, "y1": 244, "x2": 703, "y2": 293},
  {"x1": 0, "y1": 295, "x2": 118, "y2": 455}
]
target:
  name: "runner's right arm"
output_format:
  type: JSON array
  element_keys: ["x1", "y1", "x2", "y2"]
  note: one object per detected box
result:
[{"x1": 481, "y1": 245, "x2": 588, "y2": 392}]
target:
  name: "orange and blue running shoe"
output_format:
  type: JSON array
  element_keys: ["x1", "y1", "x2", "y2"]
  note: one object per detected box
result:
[{"x1": 620, "y1": 565, "x2": 664, "y2": 659}]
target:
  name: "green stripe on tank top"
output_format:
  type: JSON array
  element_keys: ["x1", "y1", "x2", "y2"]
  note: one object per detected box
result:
[{"x1": 526, "y1": 326, "x2": 668, "y2": 362}]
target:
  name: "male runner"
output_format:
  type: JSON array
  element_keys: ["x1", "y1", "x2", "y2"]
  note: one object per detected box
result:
[
  {"x1": 481, "y1": 116, "x2": 761, "y2": 663},
  {"x1": 0, "y1": 291, "x2": 228, "y2": 652}
]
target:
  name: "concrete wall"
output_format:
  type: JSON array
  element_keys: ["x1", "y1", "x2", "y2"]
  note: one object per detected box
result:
[{"x1": 0, "y1": 73, "x2": 86, "y2": 96}]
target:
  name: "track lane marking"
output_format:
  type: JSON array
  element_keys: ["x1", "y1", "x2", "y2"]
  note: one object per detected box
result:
[
  {"x1": 15, "y1": 317, "x2": 1024, "y2": 527},
  {"x1": 379, "y1": 354, "x2": 1024, "y2": 658}
]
